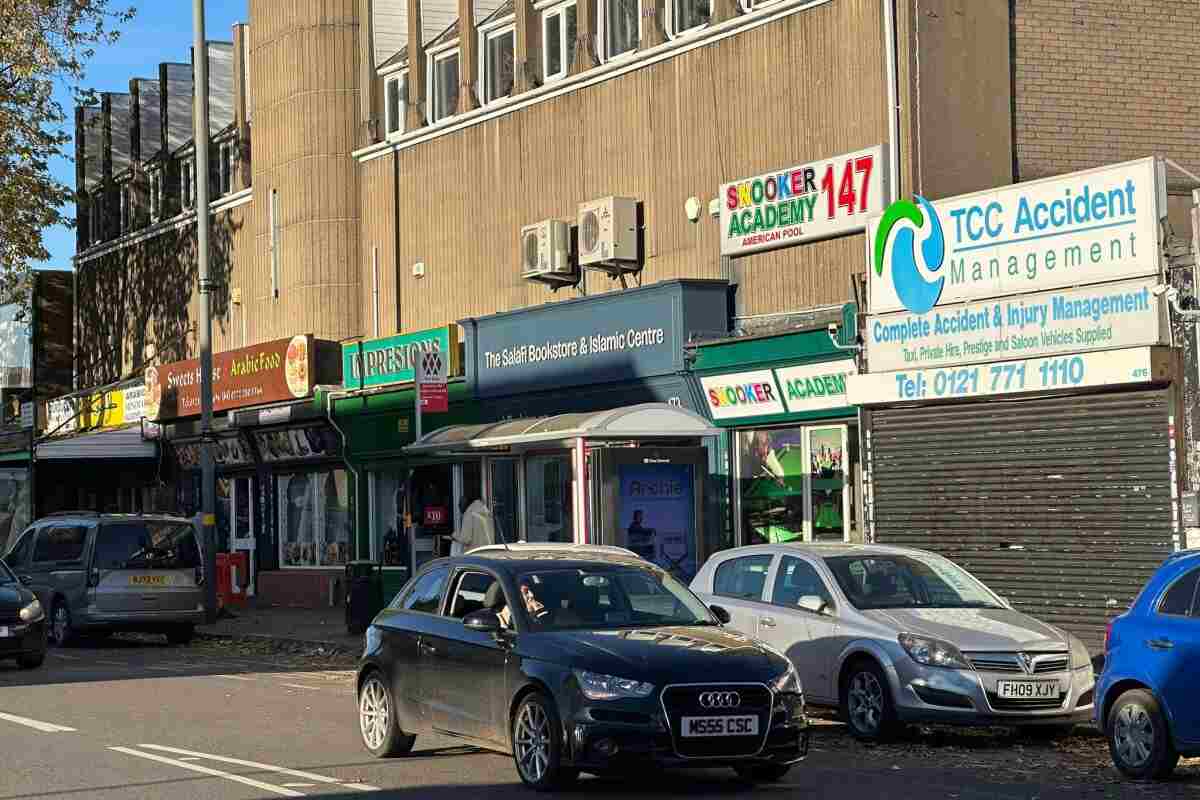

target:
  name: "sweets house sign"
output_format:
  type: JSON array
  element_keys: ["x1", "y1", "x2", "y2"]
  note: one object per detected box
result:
[{"x1": 143, "y1": 335, "x2": 314, "y2": 421}]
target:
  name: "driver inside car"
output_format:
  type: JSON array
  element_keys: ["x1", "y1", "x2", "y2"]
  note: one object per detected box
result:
[{"x1": 495, "y1": 581, "x2": 552, "y2": 628}]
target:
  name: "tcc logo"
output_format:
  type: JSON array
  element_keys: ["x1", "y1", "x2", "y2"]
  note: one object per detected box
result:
[{"x1": 873, "y1": 195, "x2": 947, "y2": 314}]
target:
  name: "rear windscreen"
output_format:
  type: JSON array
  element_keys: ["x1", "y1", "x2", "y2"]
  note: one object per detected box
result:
[{"x1": 94, "y1": 522, "x2": 200, "y2": 570}]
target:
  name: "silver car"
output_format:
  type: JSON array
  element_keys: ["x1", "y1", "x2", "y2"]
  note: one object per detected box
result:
[
  {"x1": 4, "y1": 512, "x2": 206, "y2": 645},
  {"x1": 691, "y1": 544, "x2": 1094, "y2": 739}
]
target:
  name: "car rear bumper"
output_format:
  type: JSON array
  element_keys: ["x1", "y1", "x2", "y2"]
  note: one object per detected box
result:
[{"x1": 78, "y1": 608, "x2": 205, "y2": 628}]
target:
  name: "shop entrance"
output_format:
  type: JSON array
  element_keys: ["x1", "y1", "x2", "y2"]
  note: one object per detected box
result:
[{"x1": 736, "y1": 421, "x2": 859, "y2": 545}]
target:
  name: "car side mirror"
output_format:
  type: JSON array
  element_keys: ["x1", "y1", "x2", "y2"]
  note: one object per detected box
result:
[
  {"x1": 709, "y1": 604, "x2": 731, "y2": 625},
  {"x1": 18, "y1": 575, "x2": 31, "y2": 587},
  {"x1": 797, "y1": 595, "x2": 828, "y2": 615},
  {"x1": 463, "y1": 608, "x2": 501, "y2": 634}
]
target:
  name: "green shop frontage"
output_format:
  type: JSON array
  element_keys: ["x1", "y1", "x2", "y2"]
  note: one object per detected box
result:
[
  {"x1": 324, "y1": 326, "x2": 477, "y2": 598},
  {"x1": 689, "y1": 309, "x2": 865, "y2": 546}
]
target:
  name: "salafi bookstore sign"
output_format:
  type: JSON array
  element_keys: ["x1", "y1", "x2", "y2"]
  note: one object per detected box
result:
[{"x1": 720, "y1": 145, "x2": 886, "y2": 257}]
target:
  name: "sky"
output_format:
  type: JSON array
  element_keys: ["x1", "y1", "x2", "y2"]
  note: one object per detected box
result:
[{"x1": 38, "y1": 0, "x2": 248, "y2": 270}]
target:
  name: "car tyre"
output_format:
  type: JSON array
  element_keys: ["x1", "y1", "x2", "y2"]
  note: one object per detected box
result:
[
  {"x1": 166, "y1": 625, "x2": 195, "y2": 646},
  {"x1": 512, "y1": 692, "x2": 578, "y2": 791},
  {"x1": 1108, "y1": 689, "x2": 1179, "y2": 780},
  {"x1": 734, "y1": 763, "x2": 792, "y2": 784},
  {"x1": 358, "y1": 671, "x2": 416, "y2": 758},
  {"x1": 841, "y1": 659, "x2": 900, "y2": 742},
  {"x1": 48, "y1": 601, "x2": 74, "y2": 647},
  {"x1": 16, "y1": 651, "x2": 45, "y2": 670}
]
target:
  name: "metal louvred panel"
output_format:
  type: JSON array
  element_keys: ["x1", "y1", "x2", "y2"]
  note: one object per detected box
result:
[{"x1": 867, "y1": 388, "x2": 1174, "y2": 652}]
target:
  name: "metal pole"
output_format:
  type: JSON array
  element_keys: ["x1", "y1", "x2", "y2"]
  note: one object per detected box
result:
[{"x1": 193, "y1": 0, "x2": 217, "y2": 625}]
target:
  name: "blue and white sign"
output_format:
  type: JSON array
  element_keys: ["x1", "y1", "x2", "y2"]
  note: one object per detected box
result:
[
  {"x1": 847, "y1": 346, "x2": 1167, "y2": 405},
  {"x1": 867, "y1": 278, "x2": 1167, "y2": 372},
  {"x1": 868, "y1": 158, "x2": 1166, "y2": 315}
]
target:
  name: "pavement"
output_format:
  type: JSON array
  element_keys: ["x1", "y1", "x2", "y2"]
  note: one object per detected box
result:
[
  {"x1": 197, "y1": 601, "x2": 364, "y2": 652},
  {"x1": 0, "y1": 634, "x2": 1198, "y2": 799}
]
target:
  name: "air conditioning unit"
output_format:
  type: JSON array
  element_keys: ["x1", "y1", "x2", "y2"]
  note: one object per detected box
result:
[
  {"x1": 520, "y1": 219, "x2": 575, "y2": 285},
  {"x1": 577, "y1": 196, "x2": 639, "y2": 273}
]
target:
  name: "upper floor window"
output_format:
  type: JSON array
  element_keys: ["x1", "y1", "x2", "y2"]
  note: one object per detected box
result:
[
  {"x1": 739, "y1": 0, "x2": 780, "y2": 10},
  {"x1": 669, "y1": 0, "x2": 711, "y2": 36},
  {"x1": 219, "y1": 141, "x2": 235, "y2": 196},
  {"x1": 181, "y1": 157, "x2": 196, "y2": 210},
  {"x1": 541, "y1": 0, "x2": 577, "y2": 81},
  {"x1": 148, "y1": 168, "x2": 162, "y2": 222},
  {"x1": 602, "y1": 0, "x2": 640, "y2": 59},
  {"x1": 481, "y1": 25, "x2": 515, "y2": 104},
  {"x1": 90, "y1": 193, "x2": 104, "y2": 243},
  {"x1": 428, "y1": 47, "x2": 460, "y2": 124},
  {"x1": 385, "y1": 72, "x2": 407, "y2": 136},
  {"x1": 119, "y1": 183, "x2": 132, "y2": 233}
]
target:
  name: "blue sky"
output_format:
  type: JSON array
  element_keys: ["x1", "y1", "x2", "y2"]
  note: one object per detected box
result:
[{"x1": 38, "y1": 0, "x2": 247, "y2": 270}]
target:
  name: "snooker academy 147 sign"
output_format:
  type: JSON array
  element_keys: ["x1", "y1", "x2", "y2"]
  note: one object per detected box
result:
[{"x1": 720, "y1": 145, "x2": 887, "y2": 257}]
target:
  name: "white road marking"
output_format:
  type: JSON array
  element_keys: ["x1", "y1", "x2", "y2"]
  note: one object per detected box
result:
[
  {"x1": 109, "y1": 747, "x2": 304, "y2": 797},
  {"x1": 136, "y1": 744, "x2": 342, "y2": 784},
  {"x1": 282, "y1": 783, "x2": 317, "y2": 788},
  {"x1": 0, "y1": 712, "x2": 76, "y2": 733},
  {"x1": 214, "y1": 674, "x2": 256, "y2": 682},
  {"x1": 48, "y1": 652, "x2": 81, "y2": 660},
  {"x1": 280, "y1": 683, "x2": 323, "y2": 691},
  {"x1": 145, "y1": 664, "x2": 192, "y2": 672},
  {"x1": 342, "y1": 784, "x2": 380, "y2": 791}
]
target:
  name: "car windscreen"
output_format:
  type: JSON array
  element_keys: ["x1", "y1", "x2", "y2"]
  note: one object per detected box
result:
[
  {"x1": 824, "y1": 553, "x2": 1002, "y2": 611},
  {"x1": 513, "y1": 566, "x2": 715, "y2": 631},
  {"x1": 94, "y1": 522, "x2": 201, "y2": 571}
]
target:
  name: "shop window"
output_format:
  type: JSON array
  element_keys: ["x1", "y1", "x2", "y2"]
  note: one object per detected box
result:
[
  {"x1": 524, "y1": 454, "x2": 573, "y2": 543},
  {"x1": 713, "y1": 554, "x2": 772, "y2": 601},
  {"x1": 428, "y1": 47, "x2": 460, "y2": 124},
  {"x1": 385, "y1": 72, "x2": 407, "y2": 135},
  {"x1": 669, "y1": 0, "x2": 710, "y2": 36},
  {"x1": 0, "y1": 468, "x2": 31, "y2": 554},
  {"x1": 277, "y1": 469, "x2": 353, "y2": 568},
  {"x1": 482, "y1": 25, "x2": 515, "y2": 103},
  {"x1": 371, "y1": 470, "x2": 411, "y2": 571},
  {"x1": 602, "y1": 0, "x2": 639, "y2": 59},
  {"x1": 542, "y1": 1, "x2": 577, "y2": 81}
]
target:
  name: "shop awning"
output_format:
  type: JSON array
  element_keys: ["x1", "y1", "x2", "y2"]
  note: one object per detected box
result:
[
  {"x1": 36, "y1": 425, "x2": 157, "y2": 461},
  {"x1": 406, "y1": 403, "x2": 722, "y2": 454}
]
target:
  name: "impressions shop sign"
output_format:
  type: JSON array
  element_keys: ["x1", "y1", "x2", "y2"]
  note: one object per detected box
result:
[
  {"x1": 701, "y1": 360, "x2": 858, "y2": 421},
  {"x1": 867, "y1": 278, "x2": 1167, "y2": 372},
  {"x1": 867, "y1": 158, "x2": 1165, "y2": 315},
  {"x1": 720, "y1": 145, "x2": 886, "y2": 257},
  {"x1": 342, "y1": 326, "x2": 457, "y2": 389},
  {"x1": 144, "y1": 336, "x2": 314, "y2": 421}
]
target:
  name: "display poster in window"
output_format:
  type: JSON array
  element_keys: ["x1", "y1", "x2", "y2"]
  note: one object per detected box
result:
[
  {"x1": 738, "y1": 428, "x2": 806, "y2": 545},
  {"x1": 172, "y1": 433, "x2": 254, "y2": 470},
  {"x1": 617, "y1": 463, "x2": 696, "y2": 582},
  {"x1": 807, "y1": 427, "x2": 845, "y2": 542},
  {"x1": 253, "y1": 425, "x2": 341, "y2": 463}
]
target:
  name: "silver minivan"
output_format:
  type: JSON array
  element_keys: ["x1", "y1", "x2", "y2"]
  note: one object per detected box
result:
[{"x1": 4, "y1": 512, "x2": 206, "y2": 645}]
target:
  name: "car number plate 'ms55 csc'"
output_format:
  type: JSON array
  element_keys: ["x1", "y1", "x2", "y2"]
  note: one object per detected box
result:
[{"x1": 681, "y1": 715, "x2": 759, "y2": 738}]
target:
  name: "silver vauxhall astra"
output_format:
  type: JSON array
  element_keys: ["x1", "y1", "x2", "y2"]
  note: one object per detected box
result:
[{"x1": 690, "y1": 543, "x2": 1094, "y2": 739}]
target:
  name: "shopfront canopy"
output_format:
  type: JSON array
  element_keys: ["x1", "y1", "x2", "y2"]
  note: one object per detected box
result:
[
  {"x1": 36, "y1": 425, "x2": 157, "y2": 460},
  {"x1": 405, "y1": 403, "x2": 722, "y2": 455}
]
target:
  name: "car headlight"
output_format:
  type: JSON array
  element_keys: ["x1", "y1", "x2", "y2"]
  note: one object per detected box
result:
[
  {"x1": 898, "y1": 632, "x2": 969, "y2": 669},
  {"x1": 1070, "y1": 635, "x2": 1092, "y2": 670},
  {"x1": 772, "y1": 663, "x2": 802, "y2": 695},
  {"x1": 573, "y1": 670, "x2": 655, "y2": 701},
  {"x1": 18, "y1": 598, "x2": 43, "y2": 623}
]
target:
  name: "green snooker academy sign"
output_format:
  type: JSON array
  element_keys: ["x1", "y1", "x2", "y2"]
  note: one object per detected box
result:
[
  {"x1": 700, "y1": 359, "x2": 858, "y2": 421},
  {"x1": 342, "y1": 326, "x2": 459, "y2": 389}
]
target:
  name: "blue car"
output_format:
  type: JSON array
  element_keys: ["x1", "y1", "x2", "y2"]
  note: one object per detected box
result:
[{"x1": 1095, "y1": 549, "x2": 1200, "y2": 779}]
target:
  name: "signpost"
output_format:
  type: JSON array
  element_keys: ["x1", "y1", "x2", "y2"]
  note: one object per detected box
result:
[{"x1": 415, "y1": 349, "x2": 448, "y2": 439}]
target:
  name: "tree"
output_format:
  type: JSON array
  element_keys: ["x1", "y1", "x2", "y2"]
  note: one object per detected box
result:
[{"x1": 0, "y1": 0, "x2": 134, "y2": 318}]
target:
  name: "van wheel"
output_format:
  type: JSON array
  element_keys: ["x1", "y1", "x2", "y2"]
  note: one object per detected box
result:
[
  {"x1": 49, "y1": 602, "x2": 74, "y2": 647},
  {"x1": 1108, "y1": 689, "x2": 1179, "y2": 780},
  {"x1": 166, "y1": 625, "x2": 194, "y2": 646}
]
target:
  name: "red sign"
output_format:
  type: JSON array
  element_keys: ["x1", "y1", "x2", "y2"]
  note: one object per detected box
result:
[
  {"x1": 420, "y1": 384, "x2": 448, "y2": 413},
  {"x1": 424, "y1": 506, "x2": 448, "y2": 526}
]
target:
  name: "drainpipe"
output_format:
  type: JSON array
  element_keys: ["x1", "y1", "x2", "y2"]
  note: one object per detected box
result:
[{"x1": 883, "y1": 0, "x2": 900, "y2": 202}]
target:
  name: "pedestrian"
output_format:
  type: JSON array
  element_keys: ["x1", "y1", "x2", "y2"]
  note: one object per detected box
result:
[{"x1": 453, "y1": 494, "x2": 496, "y2": 554}]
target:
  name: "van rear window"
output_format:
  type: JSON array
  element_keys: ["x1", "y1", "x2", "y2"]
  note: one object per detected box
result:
[{"x1": 95, "y1": 522, "x2": 200, "y2": 570}]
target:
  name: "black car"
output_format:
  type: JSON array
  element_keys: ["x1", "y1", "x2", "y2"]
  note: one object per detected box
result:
[
  {"x1": 0, "y1": 558, "x2": 47, "y2": 669},
  {"x1": 356, "y1": 545, "x2": 808, "y2": 790}
]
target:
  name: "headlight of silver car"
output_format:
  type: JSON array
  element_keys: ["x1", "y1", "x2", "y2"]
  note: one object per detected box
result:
[
  {"x1": 898, "y1": 632, "x2": 970, "y2": 669},
  {"x1": 771, "y1": 663, "x2": 802, "y2": 695},
  {"x1": 18, "y1": 598, "x2": 43, "y2": 623},
  {"x1": 1070, "y1": 635, "x2": 1092, "y2": 669},
  {"x1": 573, "y1": 670, "x2": 655, "y2": 701}
]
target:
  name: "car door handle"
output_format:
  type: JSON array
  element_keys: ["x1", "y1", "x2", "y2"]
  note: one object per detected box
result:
[
  {"x1": 1146, "y1": 638, "x2": 1174, "y2": 651},
  {"x1": 759, "y1": 616, "x2": 776, "y2": 628}
]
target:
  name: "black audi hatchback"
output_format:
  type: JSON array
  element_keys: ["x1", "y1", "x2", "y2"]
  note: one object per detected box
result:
[{"x1": 356, "y1": 545, "x2": 808, "y2": 790}]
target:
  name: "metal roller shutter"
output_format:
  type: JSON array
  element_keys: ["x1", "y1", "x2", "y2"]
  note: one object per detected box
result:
[{"x1": 867, "y1": 388, "x2": 1175, "y2": 652}]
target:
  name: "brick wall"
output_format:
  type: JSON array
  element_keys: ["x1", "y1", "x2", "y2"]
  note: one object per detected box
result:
[{"x1": 1012, "y1": 0, "x2": 1200, "y2": 189}]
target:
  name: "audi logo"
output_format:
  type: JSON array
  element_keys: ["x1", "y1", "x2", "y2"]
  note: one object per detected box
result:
[{"x1": 699, "y1": 691, "x2": 741, "y2": 709}]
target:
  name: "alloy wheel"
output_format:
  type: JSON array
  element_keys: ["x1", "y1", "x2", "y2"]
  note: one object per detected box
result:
[
  {"x1": 359, "y1": 677, "x2": 390, "y2": 751},
  {"x1": 514, "y1": 700, "x2": 551, "y2": 783},
  {"x1": 848, "y1": 671, "x2": 884, "y2": 735},
  {"x1": 1113, "y1": 702, "x2": 1155, "y2": 768}
]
